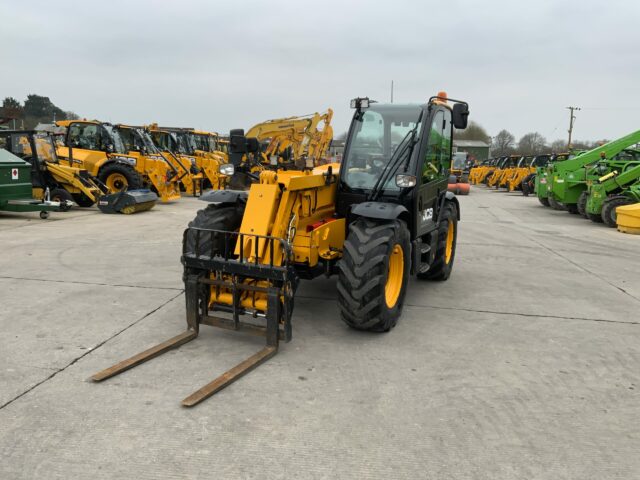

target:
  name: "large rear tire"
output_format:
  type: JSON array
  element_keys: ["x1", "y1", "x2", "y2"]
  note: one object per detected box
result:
[
  {"x1": 418, "y1": 201, "x2": 457, "y2": 281},
  {"x1": 538, "y1": 196, "x2": 550, "y2": 207},
  {"x1": 566, "y1": 203, "x2": 579, "y2": 214},
  {"x1": 601, "y1": 196, "x2": 632, "y2": 228},
  {"x1": 184, "y1": 204, "x2": 244, "y2": 256},
  {"x1": 98, "y1": 163, "x2": 143, "y2": 192},
  {"x1": 548, "y1": 195, "x2": 566, "y2": 211},
  {"x1": 521, "y1": 174, "x2": 535, "y2": 196},
  {"x1": 337, "y1": 218, "x2": 410, "y2": 332},
  {"x1": 577, "y1": 191, "x2": 588, "y2": 218}
]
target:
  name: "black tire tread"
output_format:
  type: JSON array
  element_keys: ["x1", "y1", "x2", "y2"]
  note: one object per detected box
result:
[
  {"x1": 601, "y1": 196, "x2": 632, "y2": 228},
  {"x1": 184, "y1": 204, "x2": 244, "y2": 256},
  {"x1": 577, "y1": 191, "x2": 588, "y2": 218},
  {"x1": 337, "y1": 218, "x2": 410, "y2": 333}
]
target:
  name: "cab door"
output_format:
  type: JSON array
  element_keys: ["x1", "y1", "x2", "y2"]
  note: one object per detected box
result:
[
  {"x1": 416, "y1": 107, "x2": 452, "y2": 237},
  {"x1": 58, "y1": 122, "x2": 108, "y2": 174}
]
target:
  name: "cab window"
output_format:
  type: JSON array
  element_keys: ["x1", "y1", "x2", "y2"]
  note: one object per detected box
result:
[
  {"x1": 422, "y1": 109, "x2": 451, "y2": 183},
  {"x1": 68, "y1": 123, "x2": 100, "y2": 150}
]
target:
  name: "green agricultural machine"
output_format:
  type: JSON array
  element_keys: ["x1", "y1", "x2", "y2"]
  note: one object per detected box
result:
[
  {"x1": 534, "y1": 153, "x2": 571, "y2": 207},
  {"x1": 583, "y1": 157, "x2": 640, "y2": 226},
  {"x1": 539, "y1": 131, "x2": 640, "y2": 213},
  {"x1": 0, "y1": 148, "x2": 71, "y2": 218}
]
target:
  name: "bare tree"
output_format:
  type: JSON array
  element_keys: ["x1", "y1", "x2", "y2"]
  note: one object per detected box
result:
[
  {"x1": 550, "y1": 139, "x2": 567, "y2": 153},
  {"x1": 492, "y1": 129, "x2": 515, "y2": 156},
  {"x1": 518, "y1": 132, "x2": 547, "y2": 155}
]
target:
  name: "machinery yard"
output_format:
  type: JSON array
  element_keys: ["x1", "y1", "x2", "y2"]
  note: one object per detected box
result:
[
  {"x1": 3, "y1": 1, "x2": 639, "y2": 478},
  {"x1": 1, "y1": 187, "x2": 638, "y2": 479}
]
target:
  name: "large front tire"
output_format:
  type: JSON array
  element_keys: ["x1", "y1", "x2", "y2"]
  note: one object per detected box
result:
[{"x1": 337, "y1": 218, "x2": 410, "y2": 332}]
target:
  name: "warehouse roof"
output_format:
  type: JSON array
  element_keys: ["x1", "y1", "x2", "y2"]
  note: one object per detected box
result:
[{"x1": 453, "y1": 140, "x2": 490, "y2": 148}]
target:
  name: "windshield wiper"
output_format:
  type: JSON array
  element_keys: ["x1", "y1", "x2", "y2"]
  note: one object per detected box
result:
[{"x1": 367, "y1": 111, "x2": 423, "y2": 201}]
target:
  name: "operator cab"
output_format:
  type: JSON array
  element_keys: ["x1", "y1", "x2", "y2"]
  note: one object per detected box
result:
[{"x1": 337, "y1": 94, "x2": 468, "y2": 239}]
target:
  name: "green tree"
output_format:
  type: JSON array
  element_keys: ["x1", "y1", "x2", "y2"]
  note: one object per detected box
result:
[
  {"x1": 454, "y1": 121, "x2": 490, "y2": 143},
  {"x1": 1, "y1": 97, "x2": 23, "y2": 120}
]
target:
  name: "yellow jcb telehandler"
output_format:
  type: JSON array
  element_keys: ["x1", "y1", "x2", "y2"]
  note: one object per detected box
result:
[
  {"x1": 56, "y1": 120, "x2": 181, "y2": 204},
  {"x1": 92, "y1": 93, "x2": 469, "y2": 406},
  {"x1": 506, "y1": 154, "x2": 550, "y2": 192}
]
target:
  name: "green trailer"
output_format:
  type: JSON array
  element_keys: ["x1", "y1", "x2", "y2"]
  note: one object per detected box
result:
[
  {"x1": 0, "y1": 148, "x2": 71, "y2": 218},
  {"x1": 541, "y1": 131, "x2": 640, "y2": 213}
]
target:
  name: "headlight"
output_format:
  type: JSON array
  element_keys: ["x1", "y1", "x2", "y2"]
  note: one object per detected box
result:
[
  {"x1": 219, "y1": 164, "x2": 235, "y2": 176},
  {"x1": 395, "y1": 174, "x2": 416, "y2": 188}
]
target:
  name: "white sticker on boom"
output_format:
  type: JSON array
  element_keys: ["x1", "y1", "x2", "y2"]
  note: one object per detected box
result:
[{"x1": 11, "y1": 168, "x2": 19, "y2": 180}]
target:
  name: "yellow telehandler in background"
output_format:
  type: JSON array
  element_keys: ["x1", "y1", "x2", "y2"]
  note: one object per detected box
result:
[
  {"x1": 506, "y1": 154, "x2": 550, "y2": 192},
  {"x1": 56, "y1": 120, "x2": 181, "y2": 203}
]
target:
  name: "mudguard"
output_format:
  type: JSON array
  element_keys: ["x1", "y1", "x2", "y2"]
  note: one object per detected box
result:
[
  {"x1": 199, "y1": 189, "x2": 248, "y2": 204},
  {"x1": 444, "y1": 191, "x2": 461, "y2": 220},
  {"x1": 351, "y1": 201, "x2": 409, "y2": 220}
]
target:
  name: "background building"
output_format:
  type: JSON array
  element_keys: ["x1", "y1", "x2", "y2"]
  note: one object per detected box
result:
[{"x1": 453, "y1": 139, "x2": 490, "y2": 160}]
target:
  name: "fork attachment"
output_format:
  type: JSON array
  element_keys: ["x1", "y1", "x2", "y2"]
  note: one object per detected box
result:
[{"x1": 91, "y1": 228, "x2": 296, "y2": 407}]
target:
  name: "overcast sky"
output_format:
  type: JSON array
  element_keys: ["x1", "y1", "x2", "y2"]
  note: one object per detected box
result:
[{"x1": 1, "y1": 0, "x2": 638, "y2": 143}]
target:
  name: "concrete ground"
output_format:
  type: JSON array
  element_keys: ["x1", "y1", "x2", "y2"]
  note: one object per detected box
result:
[{"x1": 1, "y1": 187, "x2": 638, "y2": 480}]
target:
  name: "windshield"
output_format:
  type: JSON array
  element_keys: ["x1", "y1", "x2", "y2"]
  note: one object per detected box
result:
[
  {"x1": 150, "y1": 131, "x2": 177, "y2": 152},
  {"x1": 342, "y1": 105, "x2": 422, "y2": 191},
  {"x1": 34, "y1": 135, "x2": 58, "y2": 161},
  {"x1": 452, "y1": 152, "x2": 466, "y2": 169},
  {"x1": 175, "y1": 132, "x2": 196, "y2": 154},
  {"x1": 139, "y1": 130, "x2": 160, "y2": 154},
  {"x1": 192, "y1": 133, "x2": 213, "y2": 152},
  {"x1": 102, "y1": 125, "x2": 127, "y2": 153}
]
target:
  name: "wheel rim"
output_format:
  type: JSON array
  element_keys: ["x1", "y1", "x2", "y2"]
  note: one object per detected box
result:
[
  {"x1": 384, "y1": 244, "x2": 404, "y2": 308},
  {"x1": 445, "y1": 220, "x2": 455, "y2": 264},
  {"x1": 106, "y1": 173, "x2": 128, "y2": 191}
]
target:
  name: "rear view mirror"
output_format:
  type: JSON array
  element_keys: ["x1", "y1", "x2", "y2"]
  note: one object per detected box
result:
[
  {"x1": 452, "y1": 103, "x2": 469, "y2": 129},
  {"x1": 229, "y1": 129, "x2": 247, "y2": 154},
  {"x1": 246, "y1": 137, "x2": 260, "y2": 153}
]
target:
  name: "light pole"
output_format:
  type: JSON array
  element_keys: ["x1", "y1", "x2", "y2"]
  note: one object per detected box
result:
[{"x1": 566, "y1": 106, "x2": 580, "y2": 149}]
